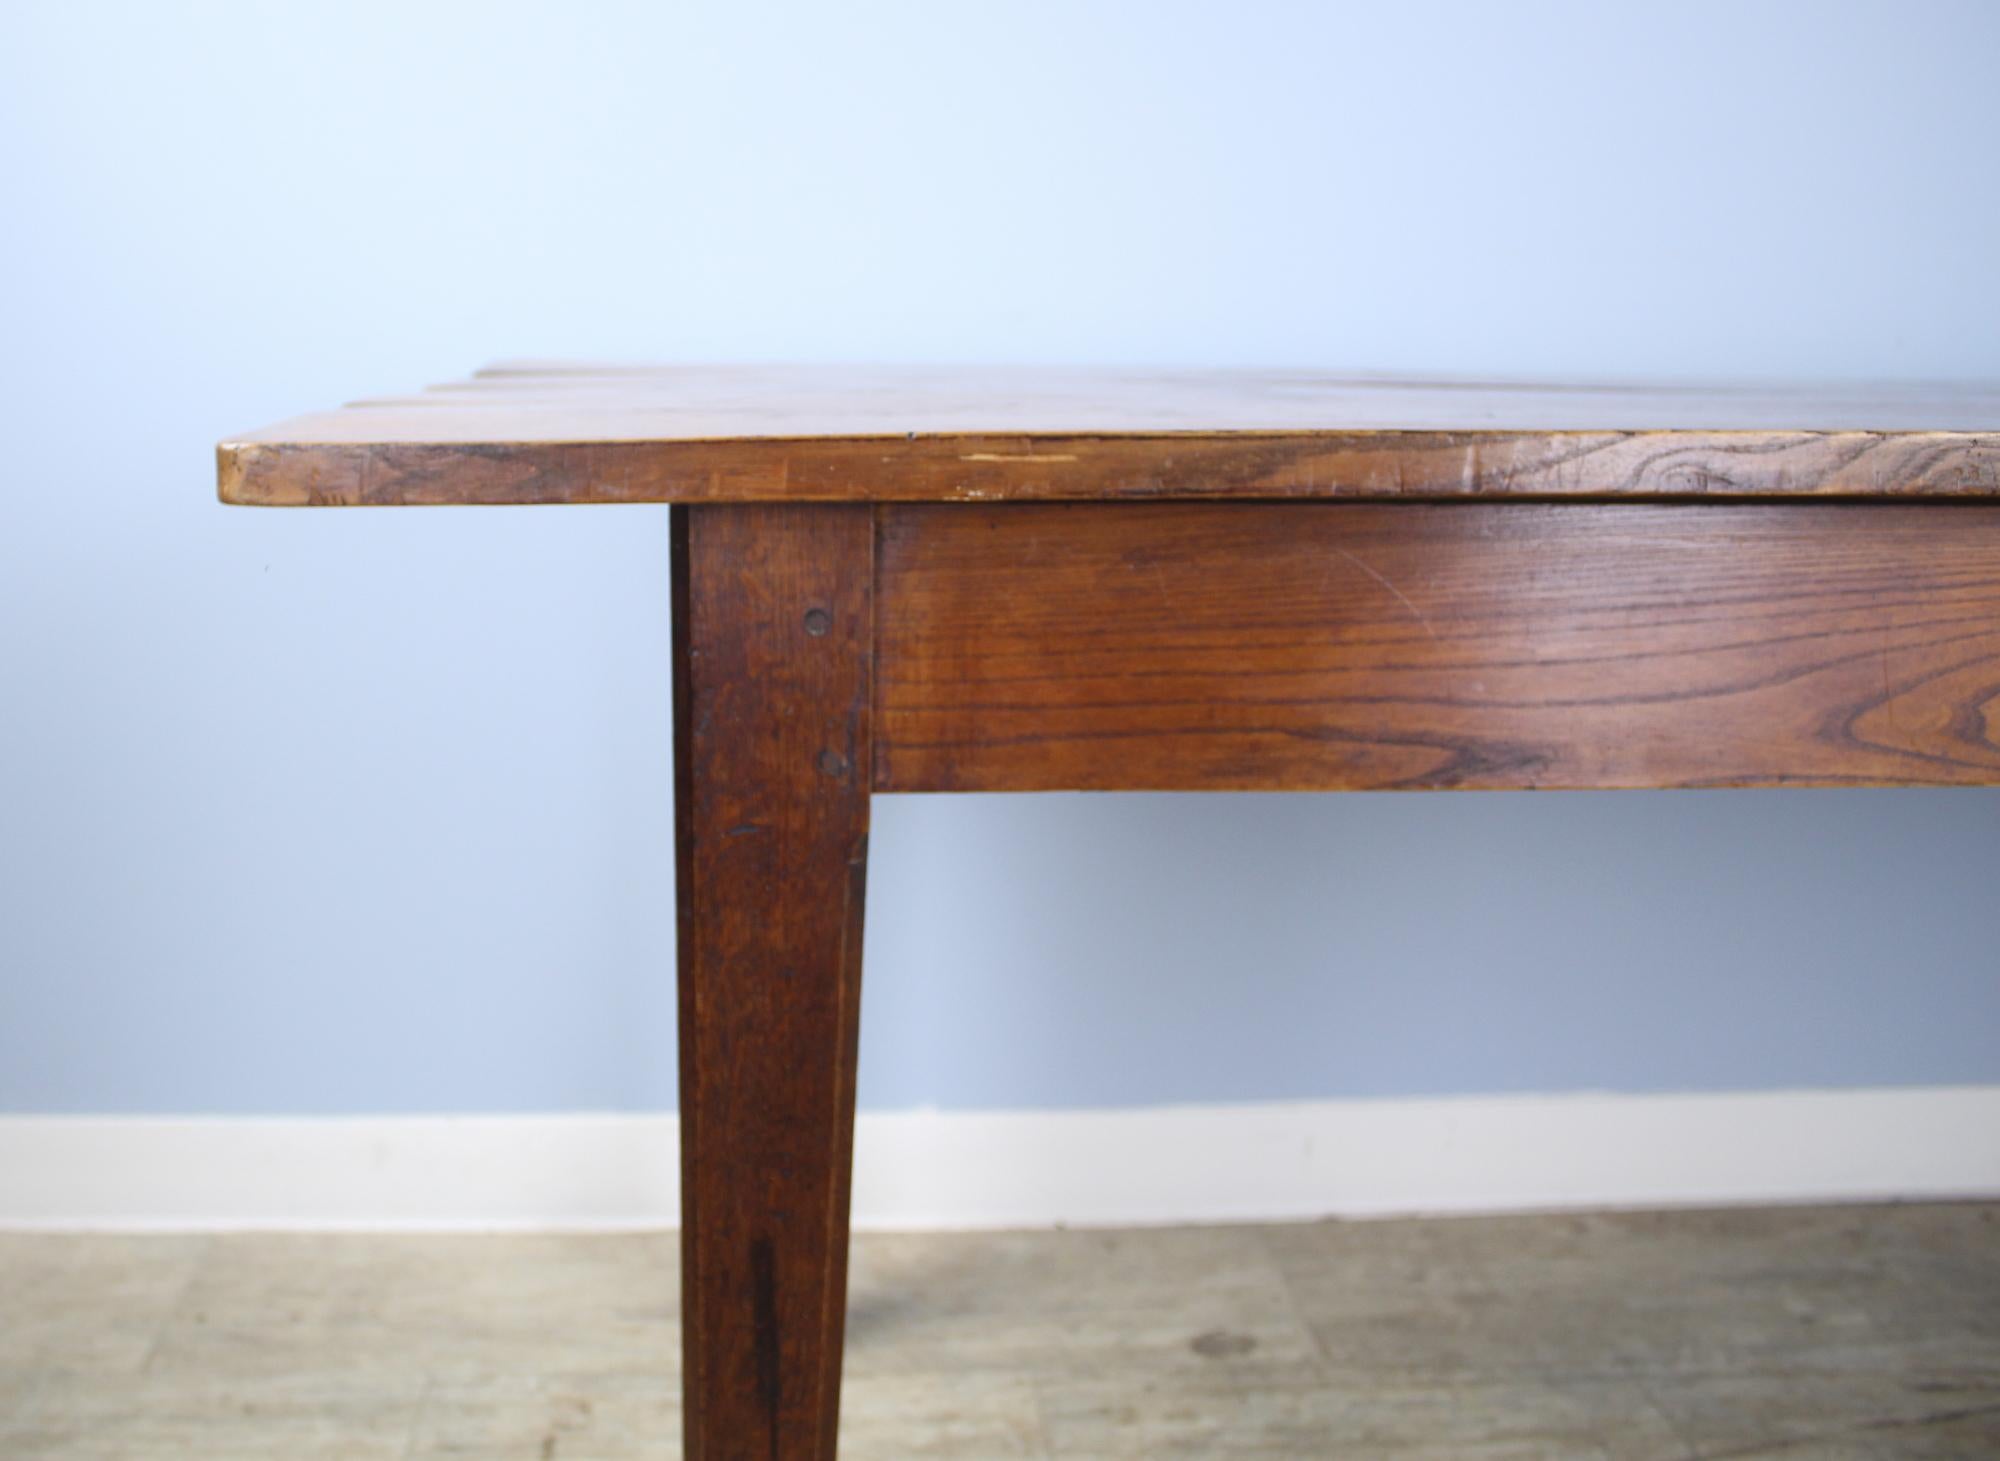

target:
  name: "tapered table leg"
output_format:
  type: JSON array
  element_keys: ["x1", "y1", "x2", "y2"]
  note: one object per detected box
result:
[{"x1": 672, "y1": 504, "x2": 874, "y2": 1461}]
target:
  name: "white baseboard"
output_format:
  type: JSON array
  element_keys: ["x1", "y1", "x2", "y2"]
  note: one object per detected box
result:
[{"x1": 2, "y1": 1086, "x2": 1995, "y2": 1232}]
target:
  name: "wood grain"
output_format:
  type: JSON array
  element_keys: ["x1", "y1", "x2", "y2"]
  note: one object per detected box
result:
[
  {"x1": 874, "y1": 502, "x2": 2000, "y2": 792},
  {"x1": 216, "y1": 364, "x2": 2000, "y2": 505},
  {"x1": 673, "y1": 504, "x2": 873, "y2": 1461}
]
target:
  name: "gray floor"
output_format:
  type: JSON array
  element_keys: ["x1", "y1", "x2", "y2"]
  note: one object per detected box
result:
[{"x1": 1, "y1": 1204, "x2": 1995, "y2": 1458}]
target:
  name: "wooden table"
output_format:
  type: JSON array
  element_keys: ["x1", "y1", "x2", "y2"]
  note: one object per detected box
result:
[{"x1": 219, "y1": 364, "x2": 2000, "y2": 1459}]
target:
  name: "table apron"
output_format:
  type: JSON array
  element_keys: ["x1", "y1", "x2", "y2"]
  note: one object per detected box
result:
[{"x1": 871, "y1": 500, "x2": 2000, "y2": 792}]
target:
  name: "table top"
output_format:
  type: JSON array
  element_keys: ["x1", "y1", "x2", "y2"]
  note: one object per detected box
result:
[{"x1": 218, "y1": 363, "x2": 2000, "y2": 506}]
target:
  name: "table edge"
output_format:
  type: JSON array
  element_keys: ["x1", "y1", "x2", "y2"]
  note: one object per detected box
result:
[{"x1": 216, "y1": 428, "x2": 2000, "y2": 506}]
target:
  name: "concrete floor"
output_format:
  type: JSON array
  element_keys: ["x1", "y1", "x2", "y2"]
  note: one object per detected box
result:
[{"x1": 0, "y1": 1204, "x2": 1995, "y2": 1458}]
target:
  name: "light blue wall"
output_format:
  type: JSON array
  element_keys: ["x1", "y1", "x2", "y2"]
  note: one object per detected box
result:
[{"x1": 2, "y1": 0, "x2": 1997, "y2": 1114}]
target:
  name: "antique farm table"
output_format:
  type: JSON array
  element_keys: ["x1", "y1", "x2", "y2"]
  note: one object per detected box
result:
[{"x1": 220, "y1": 364, "x2": 2000, "y2": 1459}]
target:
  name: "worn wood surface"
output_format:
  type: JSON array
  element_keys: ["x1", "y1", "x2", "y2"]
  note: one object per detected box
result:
[
  {"x1": 12, "y1": 1206, "x2": 1997, "y2": 1457},
  {"x1": 874, "y1": 502, "x2": 2000, "y2": 792},
  {"x1": 217, "y1": 364, "x2": 2000, "y2": 505},
  {"x1": 673, "y1": 504, "x2": 874, "y2": 1461}
]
